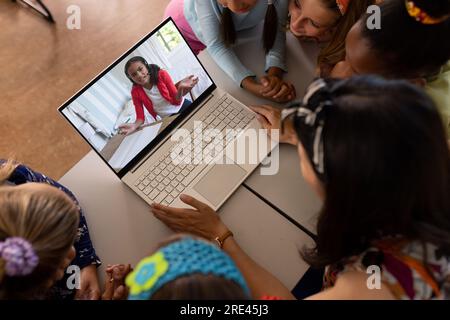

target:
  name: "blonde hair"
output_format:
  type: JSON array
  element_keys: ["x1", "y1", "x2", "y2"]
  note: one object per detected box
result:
[
  {"x1": 317, "y1": 0, "x2": 374, "y2": 77},
  {"x1": 0, "y1": 160, "x2": 79, "y2": 299}
]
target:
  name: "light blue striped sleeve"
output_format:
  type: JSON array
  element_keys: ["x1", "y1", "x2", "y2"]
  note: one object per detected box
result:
[
  {"x1": 195, "y1": 0, "x2": 255, "y2": 86},
  {"x1": 265, "y1": 0, "x2": 289, "y2": 73}
]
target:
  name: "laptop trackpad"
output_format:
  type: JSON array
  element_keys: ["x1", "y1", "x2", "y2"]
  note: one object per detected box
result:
[{"x1": 193, "y1": 163, "x2": 246, "y2": 207}]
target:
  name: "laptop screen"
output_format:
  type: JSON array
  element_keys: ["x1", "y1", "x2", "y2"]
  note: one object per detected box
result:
[{"x1": 59, "y1": 18, "x2": 215, "y2": 177}]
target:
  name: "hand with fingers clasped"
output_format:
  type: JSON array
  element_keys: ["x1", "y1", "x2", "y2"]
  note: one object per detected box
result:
[
  {"x1": 259, "y1": 75, "x2": 296, "y2": 103},
  {"x1": 101, "y1": 264, "x2": 133, "y2": 300},
  {"x1": 151, "y1": 194, "x2": 229, "y2": 242},
  {"x1": 249, "y1": 105, "x2": 298, "y2": 146},
  {"x1": 74, "y1": 264, "x2": 101, "y2": 300}
]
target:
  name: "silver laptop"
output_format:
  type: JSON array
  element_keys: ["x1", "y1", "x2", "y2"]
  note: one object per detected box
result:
[{"x1": 58, "y1": 18, "x2": 274, "y2": 210}]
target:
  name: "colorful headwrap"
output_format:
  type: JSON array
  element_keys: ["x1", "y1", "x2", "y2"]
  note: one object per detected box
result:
[
  {"x1": 336, "y1": 0, "x2": 351, "y2": 15},
  {"x1": 125, "y1": 237, "x2": 250, "y2": 299},
  {"x1": 0, "y1": 237, "x2": 39, "y2": 278},
  {"x1": 405, "y1": 0, "x2": 450, "y2": 25},
  {"x1": 281, "y1": 78, "x2": 332, "y2": 183}
]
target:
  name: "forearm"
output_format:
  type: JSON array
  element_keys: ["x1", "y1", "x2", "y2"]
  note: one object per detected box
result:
[
  {"x1": 134, "y1": 119, "x2": 144, "y2": 127},
  {"x1": 73, "y1": 211, "x2": 101, "y2": 269},
  {"x1": 195, "y1": 2, "x2": 254, "y2": 86},
  {"x1": 175, "y1": 81, "x2": 183, "y2": 100},
  {"x1": 241, "y1": 76, "x2": 262, "y2": 96},
  {"x1": 267, "y1": 67, "x2": 284, "y2": 78},
  {"x1": 222, "y1": 237, "x2": 296, "y2": 300},
  {"x1": 264, "y1": 0, "x2": 289, "y2": 74},
  {"x1": 176, "y1": 86, "x2": 184, "y2": 101}
]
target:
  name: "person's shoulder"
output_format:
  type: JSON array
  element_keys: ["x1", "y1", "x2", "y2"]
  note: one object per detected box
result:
[
  {"x1": 195, "y1": 0, "x2": 222, "y2": 15},
  {"x1": 3, "y1": 162, "x2": 34, "y2": 184},
  {"x1": 307, "y1": 270, "x2": 396, "y2": 300},
  {"x1": 188, "y1": 0, "x2": 216, "y2": 10},
  {"x1": 158, "y1": 69, "x2": 172, "y2": 81},
  {"x1": 131, "y1": 85, "x2": 144, "y2": 99},
  {"x1": 335, "y1": 270, "x2": 396, "y2": 299},
  {"x1": 131, "y1": 84, "x2": 142, "y2": 93}
]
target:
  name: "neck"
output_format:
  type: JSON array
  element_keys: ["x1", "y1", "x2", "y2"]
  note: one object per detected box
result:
[{"x1": 142, "y1": 81, "x2": 153, "y2": 90}]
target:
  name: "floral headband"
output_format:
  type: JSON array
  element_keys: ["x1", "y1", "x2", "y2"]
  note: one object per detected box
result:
[
  {"x1": 336, "y1": 0, "x2": 351, "y2": 15},
  {"x1": 0, "y1": 237, "x2": 39, "y2": 280},
  {"x1": 405, "y1": 0, "x2": 450, "y2": 25},
  {"x1": 125, "y1": 237, "x2": 250, "y2": 299},
  {"x1": 281, "y1": 78, "x2": 333, "y2": 183}
]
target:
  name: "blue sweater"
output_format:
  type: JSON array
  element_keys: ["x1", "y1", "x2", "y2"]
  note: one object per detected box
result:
[{"x1": 184, "y1": 0, "x2": 289, "y2": 85}]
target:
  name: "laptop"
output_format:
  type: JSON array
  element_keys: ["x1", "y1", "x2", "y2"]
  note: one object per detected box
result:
[{"x1": 58, "y1": 17, "x2": 274, "y2": 210}]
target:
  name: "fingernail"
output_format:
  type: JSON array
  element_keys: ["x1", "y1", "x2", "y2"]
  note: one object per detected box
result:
[{"x1": 180, "y1": 194, "x2": 189, "y2": 200}]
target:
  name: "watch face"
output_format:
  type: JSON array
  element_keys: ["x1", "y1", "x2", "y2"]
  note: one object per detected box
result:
[
  {"x1": 214, "y1": 237, "x2": 223, "y2": 248},
  {"x1": 215, "y1": 231, "x2": 233, "y2": 249}
]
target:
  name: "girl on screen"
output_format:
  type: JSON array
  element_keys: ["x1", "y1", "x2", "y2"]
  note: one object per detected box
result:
[{"x1": 119, "y1": 56, "x2": 199, "y2": 136}]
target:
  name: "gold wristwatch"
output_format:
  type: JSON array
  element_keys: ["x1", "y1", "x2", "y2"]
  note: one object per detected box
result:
[{"x1": 214, "y1": 230, "x2": 233, "y2": 249}]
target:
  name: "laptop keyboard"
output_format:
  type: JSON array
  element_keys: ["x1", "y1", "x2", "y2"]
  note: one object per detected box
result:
[{"x1": 134, "y1": 95, "x2": 256, "y2": 205}]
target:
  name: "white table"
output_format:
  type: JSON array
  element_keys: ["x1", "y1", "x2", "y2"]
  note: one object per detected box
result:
[
  {"x1": 199, "y1": 32, "x2": 322, "y2": 234},
  {"x1": 60, "y1": 152, "x2": 314, "y2": 289},
  {"x1": 59, "y1": 31, "x2": 320, "y2": 290}
]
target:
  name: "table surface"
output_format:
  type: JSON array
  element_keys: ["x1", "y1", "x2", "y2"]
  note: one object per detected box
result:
[
  {"x1": 60, "y1": 152, "x2": 314, "y2": 289},
  {"x1": 59, "y1": 31, "x2": 321, "y2": 290},
  {"x1": 198, "y1": 32, "x2": 323, "y2": 234}
]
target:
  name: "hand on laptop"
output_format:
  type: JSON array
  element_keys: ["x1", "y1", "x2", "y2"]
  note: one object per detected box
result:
[
  {"x1": 249, "y1": 105, "x2": 298, "y2": 146},
  {"x1": 151, "y1": 194, "x2": 229, "y2": 241}
]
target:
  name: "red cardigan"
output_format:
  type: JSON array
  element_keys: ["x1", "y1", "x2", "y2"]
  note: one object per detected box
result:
[{"x1": 131, "y1": 69, "x2": 182, "y2": 122}]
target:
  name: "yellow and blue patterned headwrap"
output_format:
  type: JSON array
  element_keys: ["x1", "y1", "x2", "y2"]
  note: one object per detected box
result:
[{"x1": 125, "y1": 237, "x2": 250, "y2": 299}]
